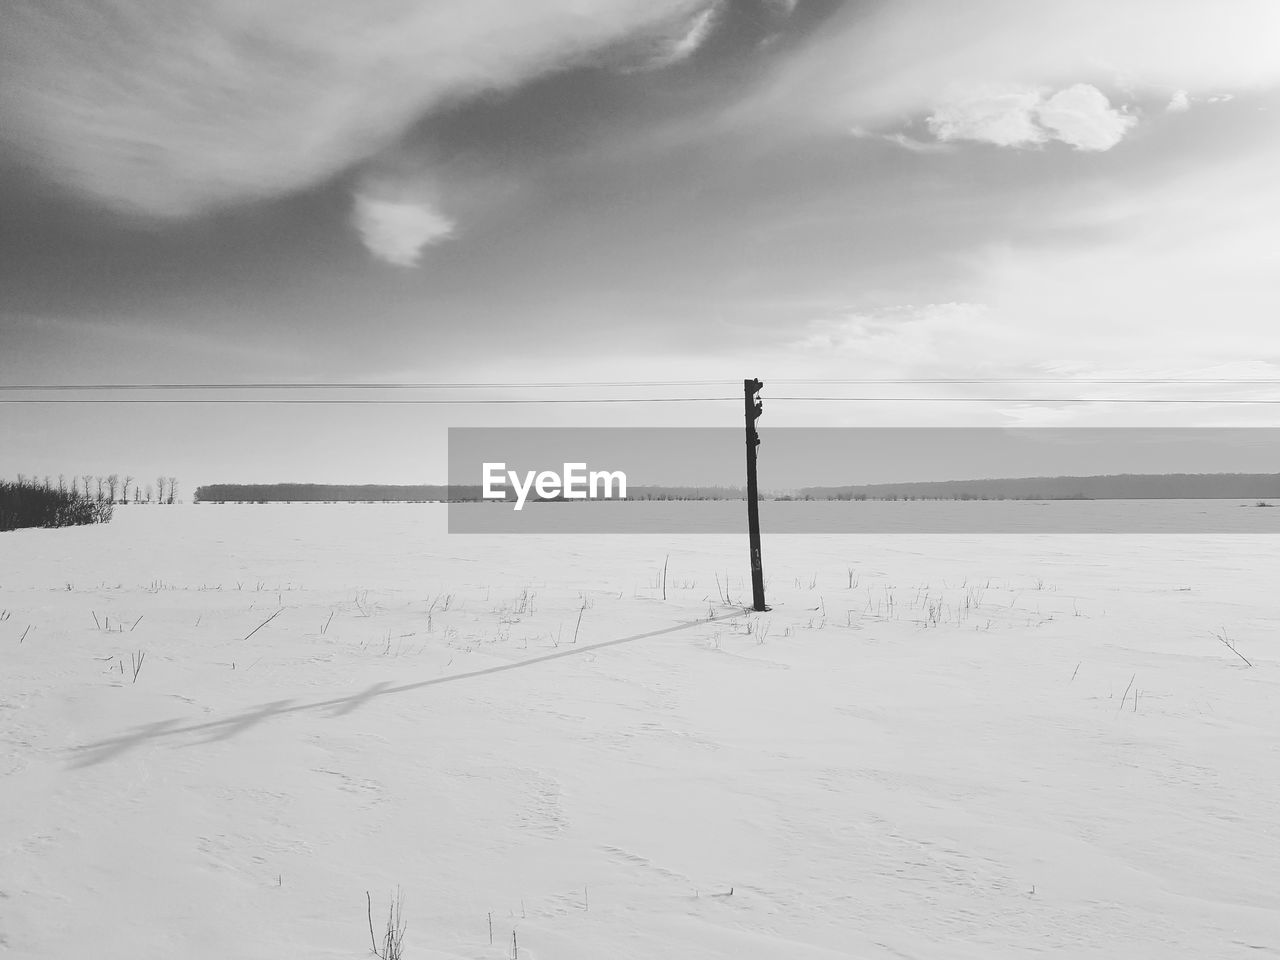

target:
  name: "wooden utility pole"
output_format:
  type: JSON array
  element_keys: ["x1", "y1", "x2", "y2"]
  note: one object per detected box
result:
[{"x1": 744, "y1": 378, "x2": 768, "y2": 611}]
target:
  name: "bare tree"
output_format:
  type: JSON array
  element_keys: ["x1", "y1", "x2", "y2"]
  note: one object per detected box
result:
[
  {"x1": 58, "y1": 474, "x2": 66, "y2": 493},
  {"x1": 166, "y1": 477, "x2": 178, "y2": 505},
  {"x1": 43, "y1": 476, "x2": 52, "y2": 490},
  {"x1": 145, "y1": 484, "x2": 154, "y2": 503},
  {"x1": 106, "y1": 474, "x2": 119, "y2": 503},
  {"x1": 83, "y1": 475, "x2": 93, "y2": 500},
  {"x1": 95, "y1": 477, "x2": 104, "y2": 501},
  {"x1": 16, "y1": 473, "x2": 26, "y2": 485},
  {"x1": 134, "y1": 485, "x2": 142, "y2": 503},
  {"x1": 122, "y1": 476, "x2": 134, "y2": 504},
  {"x1": 156, "y1": 475, "x2": 165, "y2": 505}
]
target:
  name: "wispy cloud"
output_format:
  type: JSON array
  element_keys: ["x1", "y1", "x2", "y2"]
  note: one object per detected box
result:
[
  {"x1": 762, "y1": 0, "x2": 800, "y2": 15},
  {"x1": 957, "y1": 140, "x2": 1280, "y2": 373},
  {"x1": 850, "y1": 126, "x2": 957, "y2": 154},
  {"x1": 614, "y1": 1, "x2": 723, "y2": 73},
  {"x1": 0, "y1": 0, "x2": 714, "y2": 219},
  {"x1": 794, "y1": 303, "x2": 1005, "y2": 370}
]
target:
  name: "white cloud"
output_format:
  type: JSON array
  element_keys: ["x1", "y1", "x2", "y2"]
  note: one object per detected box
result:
[
  {"x1": 748, "y1": 0, "x2": 1280, "y2": 135},
  {"x1": 352, "y1": 193, "x2": 455, "y2": 267},
  {"x1": 1036, "y1": 84, "x2": 1137, "y2": 151},
  {"x1": 923, "y1": 84, "x2": 1134, "y2": 151},
  {"x1": 1167, "y1": 89, "x2": 1191, "y2": 112},
  {"x1": 926, "y1": 88, "x2": 1047, "y2": 148},
  {"x1": 351, "y1": 158, "x2": 461, "y2": 265},
  {"x1": 0, "y1": 0, "x2": 713, "y2": 218}
]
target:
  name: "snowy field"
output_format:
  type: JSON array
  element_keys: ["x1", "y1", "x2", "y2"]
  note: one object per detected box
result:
[{"x1": 2, "y1": 504, "x2": 1279, "y2": 959}]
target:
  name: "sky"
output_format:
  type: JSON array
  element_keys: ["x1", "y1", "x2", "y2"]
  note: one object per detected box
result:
[{"x1": 2, "y1": 0, "x2": 1279, "y2": 486}]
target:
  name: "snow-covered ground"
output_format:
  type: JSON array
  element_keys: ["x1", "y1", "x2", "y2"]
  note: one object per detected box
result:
[{"x1": 2, "y1": 504, "x2": 1278, "y2": 959}]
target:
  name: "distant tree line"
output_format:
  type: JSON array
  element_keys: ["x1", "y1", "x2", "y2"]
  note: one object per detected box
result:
[
  {"x1": 521, "y1": 486, "x2": 748, "y2": 503},
  {"x1": 193, "y1": 483, "x2": 750, "y2": 503},
  {"x1": 1, "y1": 477, "x2": 113, "y2": 531},
  {"x1": 795, "y1": 473, "x2": 1280, "y2": 501},
  {"x1": 195, "y1": 483, "x2": 461, "y2": 503},
  {"x1": 627, "y1": 486, "x2": 745, "y2": 501}
]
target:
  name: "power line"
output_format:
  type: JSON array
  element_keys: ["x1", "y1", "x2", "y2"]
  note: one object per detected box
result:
[
  {"x1": 0, "y1": 397, "x2": 743, "y2": 405},
  {"x1": 772, "y1": 378, "x2": 1280, "y2": 385},
  {"x1": 5, "y1": 377, "x2": 1280, "y2": 391},
  {"x1": 5, "y1": 396, "x2": 1280, "y2": 405},
  {"x1": 772, "y1": 397, "x2": 1280, "y2": 404},
  {"x1": 0, "y1": 380, "x2": 740, "y2": 392}
]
